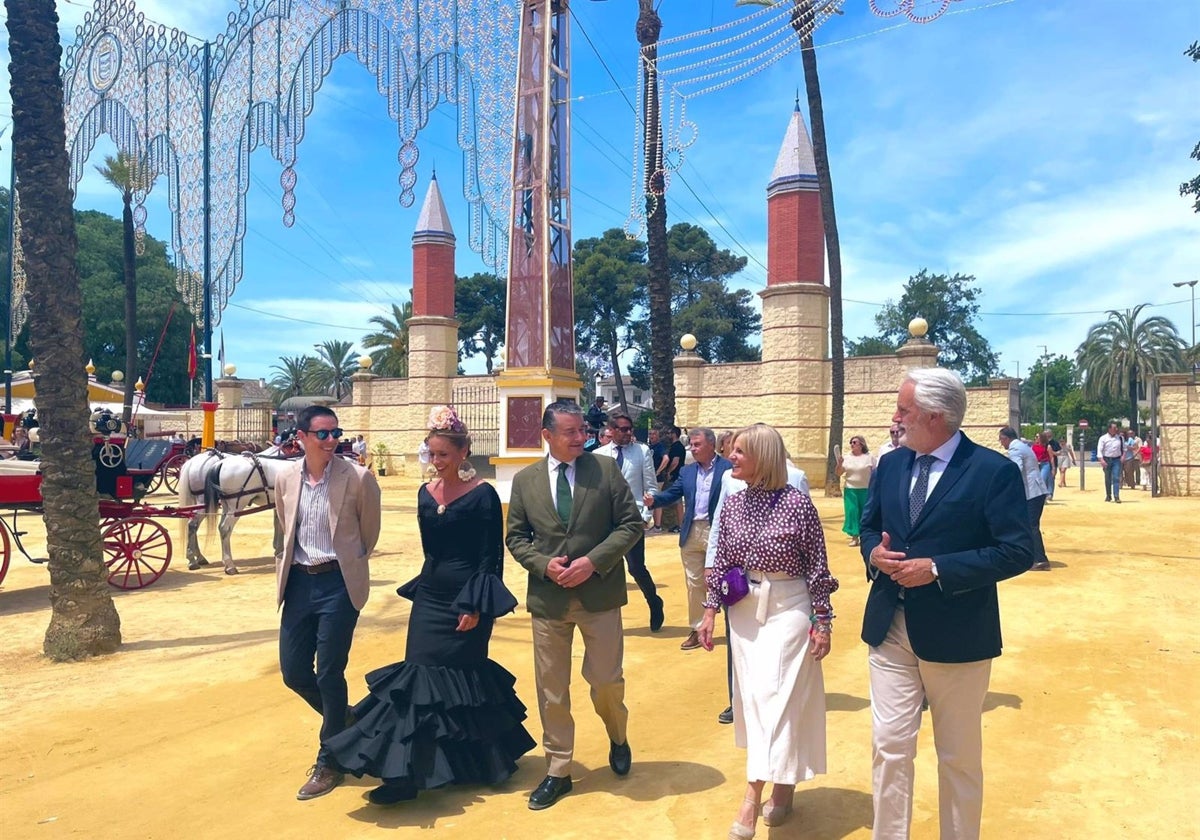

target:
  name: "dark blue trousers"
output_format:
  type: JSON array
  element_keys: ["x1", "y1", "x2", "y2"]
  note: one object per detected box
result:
[{"x1": 279, "y1": 567, "x2": 360, "y2": 766}]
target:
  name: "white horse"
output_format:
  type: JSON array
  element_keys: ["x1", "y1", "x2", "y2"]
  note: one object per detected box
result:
[{"x1": 178, "y1": 450, "x2": 294, "y2": 575}]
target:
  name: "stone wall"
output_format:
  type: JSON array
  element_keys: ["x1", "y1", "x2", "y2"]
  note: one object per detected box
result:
[
  {"x1": 1156, "y1": 373, "x2": 1199, "y2": 496},
  {"x1": 674, "y1": 349, "x2": 1020, "y2": 488}
]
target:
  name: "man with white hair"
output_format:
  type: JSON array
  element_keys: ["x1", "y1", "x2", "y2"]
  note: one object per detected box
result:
[{"x1": 860, "y1": 368, "x2": 1034, "y2": 840}]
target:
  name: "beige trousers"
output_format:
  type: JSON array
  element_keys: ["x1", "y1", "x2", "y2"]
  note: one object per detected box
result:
[
  {"x1": 680, "y1": 520, "x2": 710, "y2": 630},
  {"x1": 531, "y1": 598, "x2": 628, "y2": 777},
  {"x1": 869, "y1": 609, "x2": 991, "y2": 840}
]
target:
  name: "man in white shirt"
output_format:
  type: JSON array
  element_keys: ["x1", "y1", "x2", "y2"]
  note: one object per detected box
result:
[
  {"x1": 878, "y1": 423, "x2": 903, "y2": 458},
  {"x1": 595, "y1": 410, "x2": 665, "y2": 632},
  {"x1": 1095, "y1": 422, "x2": 1124, "y2": 502}
]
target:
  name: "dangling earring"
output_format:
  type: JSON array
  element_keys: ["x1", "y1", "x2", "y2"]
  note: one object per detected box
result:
[{"x1": 457, "y1": 459, "x2": 477, "y2": 481}]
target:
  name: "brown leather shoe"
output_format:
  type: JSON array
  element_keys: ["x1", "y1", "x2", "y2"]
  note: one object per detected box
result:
[
  {"x1": 297, "y1": 765, "x2": 344, "y2": 800},
  {"x1": 680, "y1": 631, "x2": 701, "y2": 651}
]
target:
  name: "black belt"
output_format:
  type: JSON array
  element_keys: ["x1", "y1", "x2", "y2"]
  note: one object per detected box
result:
[{"x1": 293, "y1": 560, "x2": 339, "y2": 575}]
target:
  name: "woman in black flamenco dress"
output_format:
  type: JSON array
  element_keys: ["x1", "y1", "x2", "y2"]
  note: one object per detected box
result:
[{"x1": 324, "y1": 416, "x2": 535, "y2": 805}]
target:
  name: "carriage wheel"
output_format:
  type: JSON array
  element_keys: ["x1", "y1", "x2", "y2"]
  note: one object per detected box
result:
[
  {"x1": 98, "y1": 442, "x2": 124, "y2": 469},
  {"x1": 145, "y1": 470, "x2": 163, "y2": 494},
  {"x1": 102, "y1": 517, "x2": 172, "y2": 590},
  {"x1": 0, "y1": 525, "x2": 10, "y2": 586},
  {"x1": 162, "y1": 453, "x2": 188, "y2": 495}
]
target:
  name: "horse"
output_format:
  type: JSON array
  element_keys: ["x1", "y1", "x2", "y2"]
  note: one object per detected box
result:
[{"x1": 178, "y1": 450, "x2": 295, "y2": 575}]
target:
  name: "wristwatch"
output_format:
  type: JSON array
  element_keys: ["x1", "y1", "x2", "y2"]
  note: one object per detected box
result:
[{"x1": 929, "y1": 560, "x2": 939, "y2": 579}]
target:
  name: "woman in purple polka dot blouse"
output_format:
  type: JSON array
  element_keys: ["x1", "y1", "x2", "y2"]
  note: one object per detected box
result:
[{"x1": 697, "y1": 424, "x2": 839, "y2": 840}]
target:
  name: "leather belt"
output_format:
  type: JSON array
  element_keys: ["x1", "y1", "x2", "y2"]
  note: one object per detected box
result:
[{"x1": 293, "y1": 560, "x2": 339, "y2": 575}]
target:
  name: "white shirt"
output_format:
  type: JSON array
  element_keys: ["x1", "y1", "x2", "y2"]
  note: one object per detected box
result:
[
  {"x1": 908, "y1": 431, "x2": 963, "y2": 503},
  {"x1": 1096, "y1": 432, "x2": 1123, "y2": 460},
  {"x1": 546, "y1": 454, "x2": 576, "y2": 510}
]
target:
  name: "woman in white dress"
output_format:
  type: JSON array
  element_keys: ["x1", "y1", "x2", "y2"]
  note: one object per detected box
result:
[{"x1": 697, "y1": 424, "x2": 839, "y2": 840}]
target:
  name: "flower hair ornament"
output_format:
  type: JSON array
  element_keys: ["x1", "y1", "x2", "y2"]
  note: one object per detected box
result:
[{"x1": 428, "y1": 405, "x2": 467, "y2": 434}]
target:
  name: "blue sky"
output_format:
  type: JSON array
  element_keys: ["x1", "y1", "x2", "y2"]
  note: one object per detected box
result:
[{"x1": 1, "y1": 0, "x2": 1198, "y2": 394}]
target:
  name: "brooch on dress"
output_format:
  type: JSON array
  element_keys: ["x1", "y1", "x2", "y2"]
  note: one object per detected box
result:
[{"x1": 436, "y1": 503, "x2": 447, "y2": 515}]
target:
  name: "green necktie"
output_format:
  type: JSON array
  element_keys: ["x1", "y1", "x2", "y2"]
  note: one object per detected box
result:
[{"x1": 556, "y1": 462, "x2": 573, "y2": 525}]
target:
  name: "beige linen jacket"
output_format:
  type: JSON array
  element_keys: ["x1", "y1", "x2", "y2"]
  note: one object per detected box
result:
[{"x1": 274, "y1": 456, "x2": 382, "y2": 611}]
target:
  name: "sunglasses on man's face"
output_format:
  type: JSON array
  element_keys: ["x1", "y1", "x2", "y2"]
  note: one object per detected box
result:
[{"x1": 305, "y1": 427, "x2": 344, "y2": 441}]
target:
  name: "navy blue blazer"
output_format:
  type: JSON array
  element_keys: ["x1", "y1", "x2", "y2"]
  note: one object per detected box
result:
[
  {"x1": 859, "y1": 434, "x2": 1034, "y2": 664},
  {"x1": 650, "y1": 456, "x2": 732, "y2": 546}
]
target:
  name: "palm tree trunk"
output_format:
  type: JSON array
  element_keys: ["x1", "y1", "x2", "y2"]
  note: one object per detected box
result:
[
  {"x1": 793, "y1": 1, "x2": 844, "y2": 496},
  {"x1": 638, "y1": 1, "x2": 675, "y2": 426},
  {"x1": 121, "y1": 191, "x2": 137, "y2": 425},
  {"x1": 6, "y1": 0, "x2": 121, "y2": 659}
]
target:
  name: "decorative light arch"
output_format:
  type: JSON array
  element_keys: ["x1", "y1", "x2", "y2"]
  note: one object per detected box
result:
[{"x1": 60, "y1": 0, "x2": 520, "y2": 397}]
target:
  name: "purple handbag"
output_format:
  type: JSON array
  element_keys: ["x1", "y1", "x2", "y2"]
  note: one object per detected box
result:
[{"x1": 718, "y1": 566, "x2": 750, "y2": 607}]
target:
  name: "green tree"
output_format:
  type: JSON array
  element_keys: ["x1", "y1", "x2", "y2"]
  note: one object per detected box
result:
[
  {"x1": 270, "y1": 355, "x2": 317, "y2": 405},
  {"x1": 1019, "y1": 354, "x2": 1078, "y2": 426},
  {"x1": 362, "y1": 301, "x2": 411, "y2": 378},
  {"x1": 1057, "y1": 389, "x2": 1130, "y2": 451},
  {"x1": 70, "y1": 210, "x2": 195, "y2": 406},
  {"x1": 637, "y1": 0, "x2": 676, "y2": 425},
  {"x1": 573, "y1": 229, "x2": 648, "y2": 409},
  {"x1": 8, "y1": 0, "x2": 121, "y2": 659},
  {"x1": 844, "y1": 336, "x2": 895, "y2": 356},
  {"x1": 1076, "y1": 303, "x2": 1186, "y2": 434},
  {"x1": 1180, "y1": 41, "x2": 1200, "y2": 212},
  {"x1": 666, "y1": 223, "x2": 759, "y2": 361},
  {"x1": 95, "y1": 153, "x2": 154, "y2": 424},
  {"x1": 849, "y1": 269, "x2": 999, "y2": 385},
  {"x1": 309, "y1": 340, "x2": 358, "y2": 400},
  {"x1": 455, "y1": 272, "x2": 506, "y2": 374}
]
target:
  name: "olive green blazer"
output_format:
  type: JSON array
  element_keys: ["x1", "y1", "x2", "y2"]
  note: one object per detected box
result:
[{"x1": 506, "y1": 452, "x2": 643, "y2": 619}]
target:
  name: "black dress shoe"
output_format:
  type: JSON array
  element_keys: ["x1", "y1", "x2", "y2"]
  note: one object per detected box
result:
[
  {"x1": 609, "y1": 740, "x2": 632, "y2": 776},
  {"x1": 528, "y1": 775, "x2": 572, "y2": 810},
  {"x1": 718, "y1": 706, "x2": 734, "y2": 725},
  {"x1": 649, "y1": 597, "x2": 665, "y2": 633}
]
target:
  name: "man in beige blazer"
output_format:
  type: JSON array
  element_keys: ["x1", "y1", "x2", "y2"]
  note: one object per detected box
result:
[
  {"x1": 274, "y1": 405, "x2": 381, "y2": 801},
  {"x1": 506, "y1": 400, "x2": 644, "y2": 811}
]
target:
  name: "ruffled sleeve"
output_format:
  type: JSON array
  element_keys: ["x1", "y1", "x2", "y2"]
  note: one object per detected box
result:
[
  {"x1": 453, "y1": 572, "x2": 519, "y2": 617},
  {"x1": 395, "y1": 575, "x2": 421, "y2": 601}
]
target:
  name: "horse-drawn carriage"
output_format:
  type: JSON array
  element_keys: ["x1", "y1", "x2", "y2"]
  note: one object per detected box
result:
[{"x1": 0, "y1": 410, "x2": 203, "y2": 590}]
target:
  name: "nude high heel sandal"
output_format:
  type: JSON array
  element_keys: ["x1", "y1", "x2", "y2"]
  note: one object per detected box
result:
[
  {"x1": 729, "y1": 797, "x2": 760, "y2": 840},
  {"x1": 762, "y1": 798, "x2": 793, "y2": 826}
]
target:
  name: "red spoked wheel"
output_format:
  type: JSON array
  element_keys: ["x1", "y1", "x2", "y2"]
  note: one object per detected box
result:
[
  {"x1": 162, "y1": 453, "x2": 189, "y2": 495},
  {"x1": 102, "y1": 517, "x2": 172, "y2": 590},
  {"x1": 0, "y1": 524, "x2": 10, "y2": 586}
]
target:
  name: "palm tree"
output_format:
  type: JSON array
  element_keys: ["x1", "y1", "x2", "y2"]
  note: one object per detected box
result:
[
  {"x1": 738, "y1": 0, "x2": 846, "y2": 494},
  {"x1": 96, "y1": 152, "x2": 153, "y2": 425},
  {"x1": 361, "y1": 301, "x2": 412, "y2": 377},
  {"x1": 638, "y1": 0, "x2": 676, "y2": 425},
  {"x1": 1076, "y1": 304, "x2": 1186, "y2": 433},
  {"x1": 310, "y1": 340, "x2": 359, "y2": 400},
  {"x1": 7, "y1": 0, "x2": 121, "y2": 658},
  {"x1": 269, "y1": 354, "x2": 317, "y2": 404}
]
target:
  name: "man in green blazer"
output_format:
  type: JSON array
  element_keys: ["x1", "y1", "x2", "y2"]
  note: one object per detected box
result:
[{"x1": 507, "y1": 400, "x2": 644, "y2": 811}]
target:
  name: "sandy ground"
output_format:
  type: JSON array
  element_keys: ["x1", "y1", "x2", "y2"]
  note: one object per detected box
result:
[{"x1": 1, "y1": 473, "x2": 1197, "y2": 839}]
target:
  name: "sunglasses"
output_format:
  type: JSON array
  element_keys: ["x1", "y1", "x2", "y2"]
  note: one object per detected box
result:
[{"x1": 304, "y1": 427, "x2": 343, "y2": 441}]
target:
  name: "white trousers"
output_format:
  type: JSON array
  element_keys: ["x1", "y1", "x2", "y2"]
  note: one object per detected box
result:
[{"x1": 869, "y1": 609, "x2": 991, "y2": 840}]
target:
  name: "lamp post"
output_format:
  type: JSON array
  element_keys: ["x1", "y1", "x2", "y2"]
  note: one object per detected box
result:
[
  {"x1": 1038, "y1": 345, "x2": 1048, "y2": 430},
  {"x1": 1173, "y1": 280, "x2": 1197, "y2": 350}
]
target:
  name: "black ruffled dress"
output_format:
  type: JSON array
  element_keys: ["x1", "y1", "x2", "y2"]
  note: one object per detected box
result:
[{"x1": 323, "y1": 482, "x2": 535, "y2": 794}]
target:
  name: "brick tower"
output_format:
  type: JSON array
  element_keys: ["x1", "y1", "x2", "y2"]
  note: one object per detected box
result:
[
  {"x1": 406, "y1": 174, "x2": 459, "y2": 429},
  {"x1": 759, "y1": 102, "x2": 830, "y2": 477}
]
